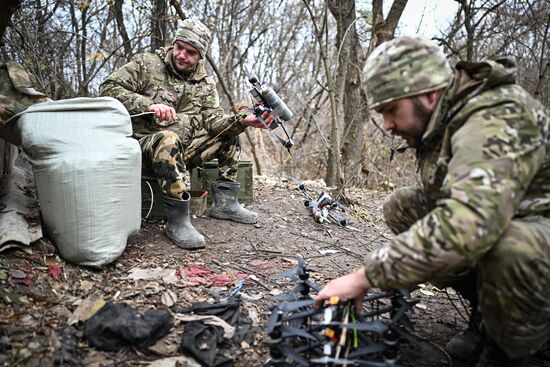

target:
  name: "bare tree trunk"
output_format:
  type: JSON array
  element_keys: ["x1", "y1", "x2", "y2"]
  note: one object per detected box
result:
[
  {"x1": 0, "y1": 0, "x2": 21, "y2": 41},
  {"x1": 151, "y1": 0, "x2": 167, "y2": 51},
  {"x1": 371, "y1": 0, "x2": 408, "y2": 49},
  {"x1": 456, "y1": 0, "x2": 475, "y2": 61},
  {"x1": 68, "y1": 1, "x2": 80, "y2": 97},
  {"x1": 452, "y1": 0, "x2": 506, "y2": 62},
  {"x1": 534, "y1": 12, "x2": 550, "y2": 99},
  {"x1": 80, "y1": 6, "x2": 88, "y2": 96},
  {"x1": 112, "y1": 0, "x2": 133, "y2": 59},
  {"x1": 304, "y1": 0, "x2": 342, "y2": 187},
  {"x1": 327, "y1": 0, "x2": 370, "y2": 187}
]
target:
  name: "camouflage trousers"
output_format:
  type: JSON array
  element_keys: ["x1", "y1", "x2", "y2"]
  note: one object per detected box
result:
[
  {"x1": 384, "y1": 186, "x2": 550, "y2": 358},
  {"x1": 139, "y1": 130, "x2": 241, "y2": 200}
]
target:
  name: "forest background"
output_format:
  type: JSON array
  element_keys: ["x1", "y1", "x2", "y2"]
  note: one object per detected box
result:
[{"x1": 1, "y1": 0, "x2": 549, "y2": 191}]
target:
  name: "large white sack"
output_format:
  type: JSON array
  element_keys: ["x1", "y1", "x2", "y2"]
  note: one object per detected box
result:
[{"x1": 17, "y1": 97, "x2": 141, "y2": 267}]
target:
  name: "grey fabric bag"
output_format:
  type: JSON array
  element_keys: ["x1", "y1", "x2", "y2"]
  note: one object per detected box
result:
[{"x1": 15, "y1": 97, "x2": 141, "y2": 267}]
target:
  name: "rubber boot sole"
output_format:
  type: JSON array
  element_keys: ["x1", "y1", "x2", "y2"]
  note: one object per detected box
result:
[
  {"x1": 209, "y1": 210, "x2": 258, "y2": 224},
  {"x1": 165, "y1": 231, "x2": 206, "y2": 250}
]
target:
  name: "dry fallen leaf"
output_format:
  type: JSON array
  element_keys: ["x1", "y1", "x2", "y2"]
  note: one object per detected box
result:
[
  {"x1": 80, "y1": 280, "x2": 94, "y2": 292},
  {"x1": 420, "y1": 289, "x2": 435, "y2": 297},
  {"x1": 68, "y1": 292, "x2": 105, "y2": 325},
  {"x1": 246, "y1": 305, "x2": 261, "y2": 327},
  {"x1": 148, "y1": 329, "x2": 182, "y2": 357},
  {"x1": 161, "y1": 289, "x2": 177, "y2": 307},
  {"x1": 269, "y1": 289, "x2": 282, "y2": 296}
]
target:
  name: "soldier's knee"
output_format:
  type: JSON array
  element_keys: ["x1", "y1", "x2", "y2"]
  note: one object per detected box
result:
[
  {"x1": 159, "y1": 131, "x2": 180, "y2": 143},
  {"x1": 383, "y1": 186, "x2": 427, "y2": 225},
  {"x1": 481, "y1": 220, "x2": 543, "y2": 269},
  {"x1": 383, "y1": 186, "x2": 420, "y2": 210}
]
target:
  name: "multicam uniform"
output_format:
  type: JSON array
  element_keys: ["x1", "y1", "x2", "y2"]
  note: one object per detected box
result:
[
  {"x1": 364, "y1": 41, "x2": 550, "y2": 358},
  {"x1": 0, "y1": 61, "x2": 47, "y2": 127},
  {"x1": 99, "y1": 46, "x2": 248, "y2": 200}
]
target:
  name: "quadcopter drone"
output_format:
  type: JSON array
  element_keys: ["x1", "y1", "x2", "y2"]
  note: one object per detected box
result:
[{"x1": 267, "y1": 258, "x2": 420, "y2": 366}]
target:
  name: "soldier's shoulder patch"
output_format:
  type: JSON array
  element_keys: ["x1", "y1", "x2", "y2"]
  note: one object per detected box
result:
[{"x1": 204, "y1": 76, "x2": 216, "y2": 85}]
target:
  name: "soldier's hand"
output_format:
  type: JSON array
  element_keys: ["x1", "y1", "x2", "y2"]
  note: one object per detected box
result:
[
  {"x1": 241, "y1": 111, "x2": 273, "y2": 129},
  {"x1": 148, "y1": 104, "x2": 177, "y2": 121},
  {"x1": 314, "y1": 267, "x2": 372, "y2": 312}
]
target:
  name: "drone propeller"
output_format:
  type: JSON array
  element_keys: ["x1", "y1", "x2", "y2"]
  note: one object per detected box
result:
[
  {"x1": 279, "y1": 325, "x2": 318, "y2": 340},
  {"x1": 271, "y1": 293, "x2": 302, "y2": 302},
  {"x1": 274, "y1": 257, "x2": 308, "y2": 280},
  {"x1": 390, "y1": 303, "x2": 407, "y2": 324},
  {"x1": 347, "y1": 342, "x2": 387, "y2": 358},
  {"x1": 271, "y1": 283, "x2": 319, "y2": 300},
  {"x1": 304, "y1": 279, "x2": 321, "y2": 292},
  {"x1": 276, "y1": 299, "x2": 316, "y2": 312},
  {"x1": 390, "y1": 296, "x2": 417, "y2": 328},
  {"x1": 277, "y1": 342, "x2": 310, "y2": 366},
  {"x1": 280, "y1": 307, "x2": 323, "y2": 323},
  {"x1": 309, "y1": 356, "x2": 389, "y2": 366},
  {"x1": 268, "y1": 299, "x2": 317, "y2": 335},
  {"x1": 321, "y1": 320, "x2": 388, "y2": 334},
  {"x1": 363, "y1": 291, "x2": 394, "y2": 302},
  {"x1": 267, "y1": 310, "x2": 282, "y2": 335},
  {"x1": 388, "y1": 324, "x2": 425, "y2": 344},
  {"x1": 291, "y1": 281, "x2": 320, "y2": 295}
]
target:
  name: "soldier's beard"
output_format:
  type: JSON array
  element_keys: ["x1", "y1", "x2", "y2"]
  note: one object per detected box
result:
[
  {"x1": 174, "y1": 59, "x2": 194, "y2": 73},
  {"x1": 402, "y1": 98, "x2": 433, "y2": 148},
  {"x1": 172, "y1": 55, "x2": 198, "y2": 74}
]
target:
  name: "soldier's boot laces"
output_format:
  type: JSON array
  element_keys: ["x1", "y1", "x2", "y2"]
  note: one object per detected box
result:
[
  {"x1": 445, "y1": 308, "x2": 484, "y2": 364},
  {"x1": 163, "y1": 194, "x2": 205, "y2": 249},
  {"x1": 209, "y1": 180, "x2": 258, "y2": 224},
  {"x1": 475, "y1": 340, "x2": 528, "y2": 367}
]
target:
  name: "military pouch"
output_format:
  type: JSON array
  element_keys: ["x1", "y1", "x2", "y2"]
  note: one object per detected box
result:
[{"x1": 0, "y1": 61, "x2": 47, "y2": 127}]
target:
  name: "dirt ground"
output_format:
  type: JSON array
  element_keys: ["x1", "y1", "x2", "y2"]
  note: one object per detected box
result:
[{"x1": 0, "y1": 176, "x2": 525, "y2": 367}]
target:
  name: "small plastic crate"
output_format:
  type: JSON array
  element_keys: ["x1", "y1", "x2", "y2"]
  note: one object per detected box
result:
[
  {"x1": 189, "y1": 190, "x2": 208, "y2": 216},
  {"x1": 141, "y1": 178, "x2": 208, "y2": 218},
  {"x1": 190, "y1": 159, "x2": 253, "y2": 203}
]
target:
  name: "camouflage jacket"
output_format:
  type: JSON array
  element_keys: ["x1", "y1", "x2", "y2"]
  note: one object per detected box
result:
[
  {"x1": 365, "y1": 58, "x2": 550, "y2": 289},
  {"x1": 0, "y1": 62, "x2": 47, "y2": 127},
  {"x1": 99, "y1": 47, "x2": 247, "y2": 140}
]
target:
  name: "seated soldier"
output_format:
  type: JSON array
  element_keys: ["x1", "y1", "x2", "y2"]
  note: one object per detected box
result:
[{"x1": 100, "y1": 19, "x2": 271, "y2": 250}]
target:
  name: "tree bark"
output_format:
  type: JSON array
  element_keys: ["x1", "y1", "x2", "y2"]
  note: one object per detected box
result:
[
  {"x1": 371, "y1": 0, "x2": 408, "y2": 49},
  {"x1": 0, "y1": 0, "x2": 21, "y2": 42},
  {"x1": 112, "y1": 0, "x2": 133, "y2": 59},
  {"x1": 151, "y1": 0, "x2": 167, "y2": 51},
  {"x1": 304, "y1": 0, "x2": 342, "y2": 187},
  {"x1": 327, "y1": 0, "x2": 370, "y2": 187}
]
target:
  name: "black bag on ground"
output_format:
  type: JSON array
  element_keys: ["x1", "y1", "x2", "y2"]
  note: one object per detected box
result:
[{"x1": 84, "y1": 302, "x2": 173, "y2": 353}]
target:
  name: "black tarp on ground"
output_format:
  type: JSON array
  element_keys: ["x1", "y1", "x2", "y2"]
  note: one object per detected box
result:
[{"x1": 177, "y1": 301, "x2": 253, "y2": 367}]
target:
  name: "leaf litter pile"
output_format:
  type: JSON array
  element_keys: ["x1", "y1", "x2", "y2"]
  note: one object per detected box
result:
[{"x1": 0, "y1": 177, "x2": 470, "y2": 367}]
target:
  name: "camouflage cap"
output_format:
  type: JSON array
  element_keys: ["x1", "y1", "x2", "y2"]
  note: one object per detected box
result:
[
  {"x1": 365, "y1": 36, "x2": 453, "y2": 109},
  {"x1": 173, "y1": 19, "x2": 211, "y2": 58}
]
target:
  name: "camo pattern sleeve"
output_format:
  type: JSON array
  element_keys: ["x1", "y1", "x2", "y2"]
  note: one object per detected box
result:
[
  {"x1": 200, "y1": 77, "x2": 248, "y2": 136},
  {"x1": 364, "y1": 94, "x2": 547, "y2": 290},
  {"x1": 99, "y1": 54, "x2": 155, "y2": 115}
]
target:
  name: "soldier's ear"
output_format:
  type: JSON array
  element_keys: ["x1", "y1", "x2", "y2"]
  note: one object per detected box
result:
[{"x1": 424, "y1": 89, "x2": 444, "y2": 109}]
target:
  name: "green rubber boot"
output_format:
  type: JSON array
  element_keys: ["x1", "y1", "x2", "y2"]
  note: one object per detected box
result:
[
  {"x1": 163, "y1": 193, "x2": 205, "y2": 249},
  {"x1": 209, "y1": 180, "x2": 258, "y2": 224}
]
